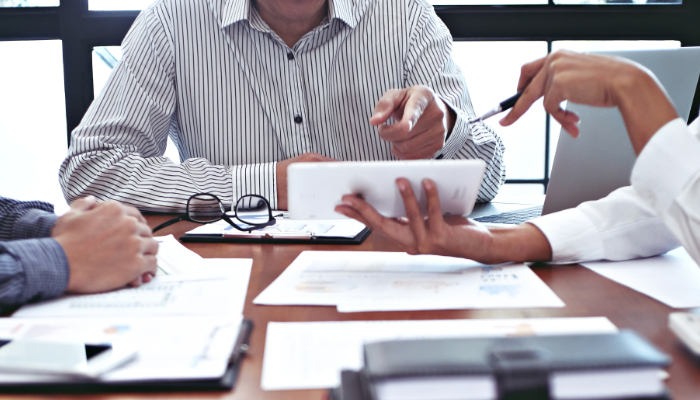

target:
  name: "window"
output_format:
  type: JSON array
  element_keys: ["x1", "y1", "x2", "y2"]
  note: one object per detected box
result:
[
  {"x1": 453, "y1": 41, "x2": 548, "y2": 196},
  {"x1": 0, "y1": 0, "x2": 58, "y2": 6},
  {"x1": 0, "y1": 40, "x2": 68, "y2": 212}
]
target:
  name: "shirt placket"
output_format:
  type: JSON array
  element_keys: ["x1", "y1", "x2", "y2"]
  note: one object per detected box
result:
[{"x1": 285, "y1": 44, "x2": 312, "y2": 156}]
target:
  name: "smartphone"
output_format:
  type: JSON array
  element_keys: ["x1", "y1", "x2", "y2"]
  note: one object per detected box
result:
[
  {"x1": 669, "y1": 309, "x2": 700, "y2": 356},
  {"x1": 0, "y1": 339, "x2": 137, "y2": 378}
]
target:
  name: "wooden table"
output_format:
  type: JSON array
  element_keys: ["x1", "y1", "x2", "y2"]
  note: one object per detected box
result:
[{"x1": 10, "y1": 215, "x2": 700, "y2": 399}]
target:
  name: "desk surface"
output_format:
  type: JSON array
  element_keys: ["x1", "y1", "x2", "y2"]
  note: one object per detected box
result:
[{"x1": 11, "y1": 215, "x2": 700, "y2": 400}]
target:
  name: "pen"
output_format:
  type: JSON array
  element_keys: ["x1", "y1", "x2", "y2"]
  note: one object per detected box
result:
[
  {"x1": 435, "y1": 91, "x2": 523, "y2": 160},
  {"x1": 468, "y1": 91, "x2": 523, "y2": 124}
]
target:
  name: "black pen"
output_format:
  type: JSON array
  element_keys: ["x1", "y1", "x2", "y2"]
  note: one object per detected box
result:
[
  {"x1": 435, "y1": 91, "x2": 523, "y2": 159},
  {"x1": 468, "y1": 91, "x2": 523, "y2": 124}
]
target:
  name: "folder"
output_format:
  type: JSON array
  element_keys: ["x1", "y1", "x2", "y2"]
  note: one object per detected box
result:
[
  {"x1": 0, "y1": 319, "x2": 253, "y2": 394},
  {"x1": 180, "y1": 218, "x2": 371, "y2": 245},
  {"x1": 332, "y1": 330, "x2": 671, "y2": 400}
]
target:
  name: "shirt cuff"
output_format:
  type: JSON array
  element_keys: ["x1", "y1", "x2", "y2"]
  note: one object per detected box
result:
[
  {"x1": 13, "y1": 209, "x2": 58, "y2": 239},
  {"x1": 436, "y1": 109, "x2": 471, "y2": 159},
  {"x1": 631, "y1": 117, "x2": 700, "y2": 215},
  {"x1": 232, "y1": 162, "x2": 278, "y2": 210},
  {"x1": 528, "y1": 207, "x2": 604, "y2": 264},
  {"x1": 4, "y1": 238, "x2": 69, "y2": 303}
]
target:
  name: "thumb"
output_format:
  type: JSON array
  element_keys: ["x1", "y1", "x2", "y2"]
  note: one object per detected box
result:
[
  {"x1": 400, "y1": 90, "x2": 429, "y2": 132},
  {"x1": 70, "y1": 195, "x2": 98, "y2": 212}
]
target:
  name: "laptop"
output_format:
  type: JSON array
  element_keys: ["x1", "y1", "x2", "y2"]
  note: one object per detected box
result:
[{"x1": 472, "y1": 47, "x2": 700, "y2": 224}]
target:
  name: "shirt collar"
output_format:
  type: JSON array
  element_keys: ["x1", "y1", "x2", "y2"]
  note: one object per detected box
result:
[{"x1": 218, "y1": 0, "x2": 359, "y2": 29}]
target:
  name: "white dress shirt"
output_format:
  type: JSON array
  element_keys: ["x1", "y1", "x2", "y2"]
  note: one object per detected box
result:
[
  {"x1": 59, "y1": 0, "x2": 505, "y2": 212},
  {"x1": 531, "y1": 117, "x2": 700, "y2": 266}
]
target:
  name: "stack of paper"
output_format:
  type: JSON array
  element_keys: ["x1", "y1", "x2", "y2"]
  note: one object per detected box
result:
[
  {"x1": 0, "y1": 316, "x2": 242, "y2": 383},
  {"x1": 4, "y1": 235, "x2": 253, "y2": 384},
  {"x1": 254, "y1": 251, "x2": 564, "y2": 312},
  {"x1": 261, "y1": 317, "x2": 618, "y2": 390}
]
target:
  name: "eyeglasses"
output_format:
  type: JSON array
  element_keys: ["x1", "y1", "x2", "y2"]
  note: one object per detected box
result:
[{"x1": 151, "y1": 193, "x2": 276, "y2": 234}]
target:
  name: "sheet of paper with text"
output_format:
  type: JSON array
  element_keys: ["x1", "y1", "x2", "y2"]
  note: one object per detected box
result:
[{"x1": 253, "y1": 251, "x2": 564, "y2": 312}]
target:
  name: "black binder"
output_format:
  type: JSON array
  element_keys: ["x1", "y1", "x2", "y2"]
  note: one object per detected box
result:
[
  {"x1": 332, "y1": 330, "x2": 672, "y2": 400},
  {"x1": 0, "y1": 319, "x2": 253, "y2": 394},
  {"x1": 180, "y1": 227, "x2": 371, "y2": 245}
]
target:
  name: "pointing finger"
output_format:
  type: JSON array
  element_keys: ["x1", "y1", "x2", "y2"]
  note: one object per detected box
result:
[{"x1": 371, "y1": 89, "x2": 407, "y2": 126}]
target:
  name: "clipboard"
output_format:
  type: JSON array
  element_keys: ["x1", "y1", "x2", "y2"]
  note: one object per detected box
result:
[
  {"x1": 0, "y1": 319, "x2": 254, "y2": 393},
  {"x1": 180, "y1": 227, "x2": 371, "y2": 245}
]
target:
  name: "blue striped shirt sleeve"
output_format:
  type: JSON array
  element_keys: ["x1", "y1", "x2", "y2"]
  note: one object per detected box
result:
[{"x1": 0, "y1": 197, "x2": 69, "y2": 308}]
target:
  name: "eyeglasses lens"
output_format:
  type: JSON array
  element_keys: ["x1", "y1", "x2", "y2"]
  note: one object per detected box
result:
[
  {"x1": 235, "y1": 195, "x2": 271, "y2": 225},
  {"x1": 188, "y1": 194, "x2": 225, "y2": 223}
]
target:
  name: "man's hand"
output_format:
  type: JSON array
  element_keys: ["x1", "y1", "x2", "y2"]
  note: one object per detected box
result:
[
  {"x1": 500, "y1": 50, "x2": 678, "y2": 154},
  {"x1": 52, "y1": 196, "x2": 158, "y2": 294},
  {"x1": 335, "y1": 178, "x2": 552, "y2": 264},
  {"x1": 371, "y1": 85, "x2": 455, "y2": 160},
  {"x1": 276, "y1": 152, "x2": 337, "y2": 210}
]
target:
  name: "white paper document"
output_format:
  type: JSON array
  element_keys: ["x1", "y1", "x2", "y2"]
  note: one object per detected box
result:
[
  {"x1": 155, "y1": 234, "x2": 203, "y2": 275},
  {"x1": 261, "y1": 317, "x2": 618, "y2": 390},
  {"x1": 13, "y1": 258, "x2": 252, "y2": 318},
  {"x1": 582, "y1": 247, "x2": 700, "y2": 308},
  {"x1": 185, "y1": 218, "x2": 365, "y2": 238},
  {"x1": 254, "y1": 251, "x2": 564, "y2": 312},
  {"x1": 0, "y1": 316, "x2": 242, "y2": 383}
]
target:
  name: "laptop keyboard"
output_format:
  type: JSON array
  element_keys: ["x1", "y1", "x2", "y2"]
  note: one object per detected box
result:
[{"x1": 473, "y1": 205, "x2": 543, "y2": 225}]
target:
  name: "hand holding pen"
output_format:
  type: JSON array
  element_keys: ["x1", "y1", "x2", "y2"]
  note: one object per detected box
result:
[{"x1": 498, "y1": 49, "x2": 677, "y2": 152}]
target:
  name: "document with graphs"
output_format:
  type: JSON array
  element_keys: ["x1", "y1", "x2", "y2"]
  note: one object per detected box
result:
[
  {"x1": 13, "y1": 257, "x2": 252, "y2": 318},
  {"x1": 253, "y1": 251, "x2": 564, "y2": 312}
]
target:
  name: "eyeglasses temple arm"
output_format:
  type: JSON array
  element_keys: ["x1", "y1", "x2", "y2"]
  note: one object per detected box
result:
[{"x1": 151, "y1": 215, "x2": 186, "y2": 234}]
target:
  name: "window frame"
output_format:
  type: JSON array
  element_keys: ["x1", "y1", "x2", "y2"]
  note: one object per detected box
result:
[{"x1": 1, "y1": 0, "x2": 698, "y2": 191}]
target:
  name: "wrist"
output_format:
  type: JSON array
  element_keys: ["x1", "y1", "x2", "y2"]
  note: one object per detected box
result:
[
  {"x1": 613, "y1": 65, "x2": 678, "y2": 154},
  {"x1": 490, "y1": 224, "x2": 552, "y2": 263}
]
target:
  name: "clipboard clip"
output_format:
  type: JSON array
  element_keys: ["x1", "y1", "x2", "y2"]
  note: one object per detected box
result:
[{"x1": 228, "y1": 319, "x2": 254, "y2": 366}]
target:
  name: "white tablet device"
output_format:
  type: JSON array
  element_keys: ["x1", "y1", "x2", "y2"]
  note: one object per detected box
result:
[{"x1": 288, "y1": 159, "x2": 486, "y2": 219}]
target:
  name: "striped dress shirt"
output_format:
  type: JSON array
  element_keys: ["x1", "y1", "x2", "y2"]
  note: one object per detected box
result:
[
  {"x1": 60, "y1": 0, "x2": 505, "y2": 211},
  {"x1": 0, "y1": 197, "x2": 69, "y2": 309}
]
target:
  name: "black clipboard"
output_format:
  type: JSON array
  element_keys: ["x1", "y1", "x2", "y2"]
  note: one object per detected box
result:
[
  {"x1": 179, "y1": 227, "x2": 371, "y2": 245},
  {"x1": 0, "y1": 319, "x2": 254, "y2": 394}
]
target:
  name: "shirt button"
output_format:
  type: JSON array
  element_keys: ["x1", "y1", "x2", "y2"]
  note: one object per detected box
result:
[
  {"x1": 287, "y1": 52, "x2": 294, "y2": 60},
  {"x1": 294, "y1": 114, "x2": 303, "y2": 124}
]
